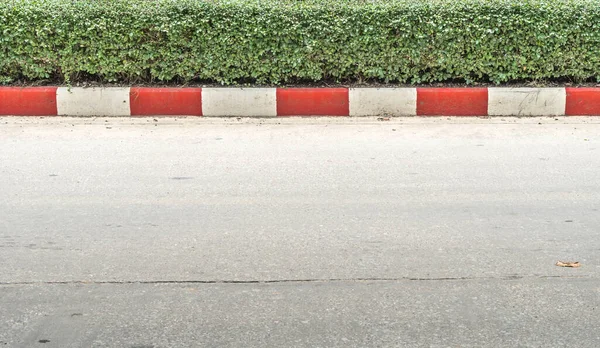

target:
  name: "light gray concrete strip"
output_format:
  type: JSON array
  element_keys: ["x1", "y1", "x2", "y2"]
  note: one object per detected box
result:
[
  {"x1": 1, "y1": 118, "x2": 598, "y2": 283},
  {"x1": 1, "y1": 279, "x2": 599, "y2": 347}
]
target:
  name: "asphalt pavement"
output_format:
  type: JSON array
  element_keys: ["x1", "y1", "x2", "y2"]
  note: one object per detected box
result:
[{"x1": 1, "y1": 116, "x2": 599, "y2": 347}]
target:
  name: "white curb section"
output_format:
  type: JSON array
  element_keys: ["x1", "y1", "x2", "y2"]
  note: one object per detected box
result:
[
  {"x1": 488, "y1": 88, "x2": 566, "y2": 116},
  {"x1": 202, "y1": 88, "x2": 277, "y2": 117},
  {"x1": 349, "y1": 88, "x2": 417, "y2": 116},
  {"x1": 56, "y1": 87, "x2": 131, "y2": 116}
]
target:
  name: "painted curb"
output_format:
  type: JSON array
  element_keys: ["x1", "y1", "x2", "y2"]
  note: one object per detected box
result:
[
  {"x1": 0, "y1": 87, "x2": 57, "y2": 116},
  {"x1": 565, "y1": 88, "x2": 600, "y2": 116},
  {"x1": 130, "y1": 88, "x2": 202, "y2": 116},
  {"x1": 202, "y1": 88, "x2": 277, "y2": 117},
  {"x1": 56, "y1": 87, "x2": 130, "y2": 116},
  {"x1": 1, "y1": 87, "x2": 599, "y2": 116},
  {"x1": 417, "y1": 88, "x2": 487, "y2": 116},
  {"x1": 349, "y1": 88, "x2": 416, "y2": 116},
  {"x1": 277, "y1": 88, "x2": 348, "y2": 116},
  {"x1": 488, "y1": 88, "x2": 565, "y2": 116}
]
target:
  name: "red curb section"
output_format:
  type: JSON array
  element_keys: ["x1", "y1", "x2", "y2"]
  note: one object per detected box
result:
[
  {"x1": 565, "y1": 88, "x2": 600, "y2": 116},
  {"x1": 417, "y1": 88, "x2": 488, "y2": 116},
  {"x1": 277, "y1": 88, "x2": 349, "y2": 116},
  {"x1": 130, "y1": 88, "x2": 202, "y2": 116},
  {"x1": 0, "y1": 87, "x2": 58, "y2": 116}
]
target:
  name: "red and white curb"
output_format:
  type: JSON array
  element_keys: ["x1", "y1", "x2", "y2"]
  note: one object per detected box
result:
[{"x1": 1, "y1": 87, "x2": 599, "y2": 116}]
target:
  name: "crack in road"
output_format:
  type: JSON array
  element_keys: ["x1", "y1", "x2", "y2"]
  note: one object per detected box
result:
[{"x1": 0, "y1": 274, "x2": 591, "y2": 286}]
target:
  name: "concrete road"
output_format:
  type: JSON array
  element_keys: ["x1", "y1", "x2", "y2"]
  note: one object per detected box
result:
[{"x1": 0, "y1": 116, "x2": 599, "y2": 347}]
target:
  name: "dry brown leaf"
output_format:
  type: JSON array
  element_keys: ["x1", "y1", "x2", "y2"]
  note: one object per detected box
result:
[{"x1": 555, "y1": 261, "x2": 581, "y2": 268}]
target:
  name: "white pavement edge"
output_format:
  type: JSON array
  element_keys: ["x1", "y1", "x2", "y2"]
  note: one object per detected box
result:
[
  {"x1": 201, "y1": 88, "x2": 277, "y2": 117},
  {"x1": 349, "y1": 88, "x2": 417, "y2": 116},
  {"x1": 488, "y1": 88, "x2": 566, "y2": 116},
  {"x1": 56, "y1": 87, "x2": 131, "y2": 116}
]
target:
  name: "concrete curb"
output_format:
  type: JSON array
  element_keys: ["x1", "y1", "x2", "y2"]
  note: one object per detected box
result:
[{"x1": 1, "y1": 87, "x2": 599, "y2": 116}]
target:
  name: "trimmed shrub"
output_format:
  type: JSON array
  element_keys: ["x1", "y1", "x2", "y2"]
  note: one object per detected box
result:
[{"x1": 1, "y1": 0, "x2": 600, "y2": 85}]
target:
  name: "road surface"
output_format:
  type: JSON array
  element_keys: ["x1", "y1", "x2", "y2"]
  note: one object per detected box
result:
[{"x1": 1, "y1": 116, "x2": 599, "y2": 347}]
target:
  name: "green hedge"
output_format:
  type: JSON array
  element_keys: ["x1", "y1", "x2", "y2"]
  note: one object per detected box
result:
[{"x1": 1, "y1": 0, "x2": 600, "y2": 85}]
